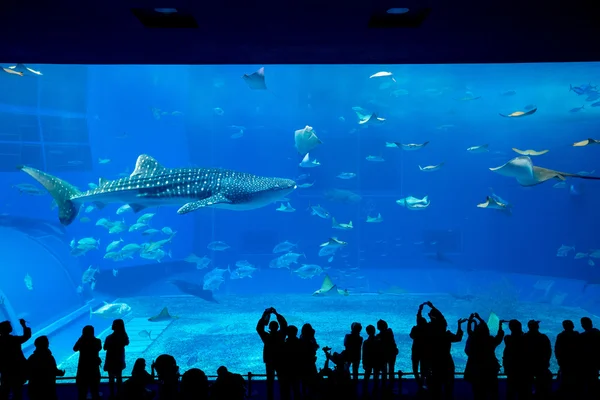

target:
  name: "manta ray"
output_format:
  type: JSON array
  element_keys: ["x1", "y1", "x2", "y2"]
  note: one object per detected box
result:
[
  {"x1": 489, "y1": 156, "x2": 600, "y2": 186},
  {"x1": 312, "y1": 275, "x2": 349, "y2": 296},
  {"x1": 148, "y1": 307, "x2": 179, "y2": 322},
  {"x1": 18, "y1": 154, "x2": 296, "y2": 226},
  {"x1": 242, "y1": 67, "x2": 267, "y2": 90}
]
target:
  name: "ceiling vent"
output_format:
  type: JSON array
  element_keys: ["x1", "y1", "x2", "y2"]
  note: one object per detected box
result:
[
  {"x1": 131, "y1": 8, "x2": 198, "y2": 28},
  {"x1": 369, "y1": 7, "x2": 431, "y2": 28}
]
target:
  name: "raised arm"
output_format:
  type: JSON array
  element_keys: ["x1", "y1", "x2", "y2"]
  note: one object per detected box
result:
[
  {"x1": 450, "y1": 318, "x2": 467, "y2": 342},
  {"x1": 493, "y1": 323, "x2": 505, "y2": 346},
  {"x1": 256, "y1": 309, "x2": 270, "y2": 340},
  {"x1": 273, "y1": 308, "x2": 288, "y2": 332},
  {"x1": 16, "y1": 320, "x2": 32, "y2": 344},
  {"x1": 467, "y1": 314, "x2": 477, "y2": 335}
]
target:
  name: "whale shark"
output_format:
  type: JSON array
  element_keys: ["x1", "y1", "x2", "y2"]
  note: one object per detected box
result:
[
  {"x1": 18, "y1": 154, "x2": 297, "y2": 226},
  {"x1": 490, "y1": 156, "x2": 600, "y2": 186}
]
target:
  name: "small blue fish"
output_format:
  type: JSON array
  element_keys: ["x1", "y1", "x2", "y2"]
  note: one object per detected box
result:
[
  {"x1": 570, "y1": 84, "x2": 586, "y2": 95},
  {"x1": 569, "y1": 105, "x2": 584, "y2": 113}
]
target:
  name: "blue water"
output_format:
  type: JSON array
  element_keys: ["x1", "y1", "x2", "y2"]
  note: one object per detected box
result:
[{"x1": 1, "y1": 63, "x2": 600, "y2": 376}]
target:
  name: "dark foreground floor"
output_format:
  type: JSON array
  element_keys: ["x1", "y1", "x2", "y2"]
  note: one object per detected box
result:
[{"x1": 35, "y1": 376, "x2": 562, "y2": 400}]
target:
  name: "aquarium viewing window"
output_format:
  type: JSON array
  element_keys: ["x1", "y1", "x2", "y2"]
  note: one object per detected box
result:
[{"x1": 0, "y1": 62, "x2": 599, "y2": 379}]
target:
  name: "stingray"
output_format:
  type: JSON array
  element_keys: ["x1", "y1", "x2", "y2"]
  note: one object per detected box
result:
[
  {"x1": 312, "y1": 274, "x2": 349, "y2": 296},
  {"x1": 499, "y1": 107, "x2": 538, "y2": 118},
  {"x1": 148, "y1": 307, "x2": 180, "y2": 322},
  {"x1": 477, "y1": 196, "x2": 509, "y2": 210},
  {"x1": 512, "y1": 148, "x2": 549, "y2": 156},
  {"x1": 489, "y1": 156, "x2": 600, "y2": 186},
  {"x1": 242, "y1": 67, "x2": 267, "y2": 90},
  {"x1": 169, "y1": 279, "x2": 218, "y2": 303},
  {"x1": 573, "y1": 138, "x2": 600, "y2": 147},
  {"x1": 294, "y1": 125, "x2": 322, "y2": 155}
]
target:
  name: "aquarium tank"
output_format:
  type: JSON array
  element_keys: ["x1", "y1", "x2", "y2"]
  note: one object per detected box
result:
[{"x1": 0, "y1": 62, "x2": 600, "y2": 379}]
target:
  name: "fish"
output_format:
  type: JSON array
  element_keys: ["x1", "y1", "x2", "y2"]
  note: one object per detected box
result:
[
  {"x1": 324, "y1": 189, "x2": 362, "y2": 204},
  {"x1": 366, "y1": 155, "x2": 385, "y2": 162},
  {"x1": 294, "y1": 264, "x2": 324, "y2": 279},
  {"x1": 358, "y1": 113, "x2": 386, "y2": 126},
  {"x1": 24, "y1": 273, "x2": 33, "y2": 290},
  {"x1": 569, "y1": 105, "x2": 584, "y2": 113},
  {"x1": 573, "y1": 138, "x2": 600, "y2": 147},
  {"x1": 467, "y1": 144, "x2": 489, "y2": 153},
  {"x1": 369, "y1": 71, "x2": 396, "y2": 82},
  {"x1": 396, "y1": 195, "x2": 430, "y2": 210},
  {"x1": 477, "y1": 196, "x2": 510, "y2": 212},
  {"x1": 18, "y1": 154, "x2": 297, "y2": 225},
  {"x1": 337, "y1": 172, "x2": 356, "y2": 180},
  {"x1": 419, "y1": 162, "x2": 444, "y2": 172},
  {"x1": 184, "y1": 254, "x2": 211, "y2": 269},
  {"x1": 275, "y1": 202, "x2": 296, "y2": 212},
  {"x1": 366, "y1": 213, "x2": 383, "y2": 223},
  {"x1": 499, "y1": 107, "x2": 538, "y2": 118},
  {"x1": 512, "y1": 148, "x2": 549, "y2": 156},
  {"x1": 396, "y1": 142, "x2": 429, "y2": 151},
  {"x1": 242, "y1": 67, "x2": 267, "y2": 90},
  {"x1": 148, "y1": 307, "x2": 179, "y2": 322},
  {"x1": 299, "y1": 153, "x2": 320, "y2": 168},
  {"x1": 320, "y1": 237, "x2": 347, "y2": 248},
  {"x1": 138, "y1": 330, "x2": 152, "y2": 339},
  {"x1": 90, "y1": 302, "x2": 131, "y2": 319},
  {"x1": 294, "y1": 125, "x2": 322, "y2": 155},
  {"x1": 312, "y1": 275, "x2": 349, "y2": 296},
  {"x1": 273, "y1": 240, "x2": 297, "y2": 254},
  {"x1": 3, "y1": 63, "x2": 42, "y2": 76},
  {"x1": 310, "y1": 205, "x2": 331, "y2": 219},
  {"x1": 207, "y1": 241, "x2": 230, "y2": 251},
  {"x1": 332, "y1": 218, "x2": 353, "y2": 230},
  {"x1": 13, "y1": 183, "x2": 45, "y2": 196},
  {"x1": 169, "y1": 279, "x2": 218, "y2": 303},
  {"x1": 489, "y1": 156, "x2": 600, "y2": 187}
]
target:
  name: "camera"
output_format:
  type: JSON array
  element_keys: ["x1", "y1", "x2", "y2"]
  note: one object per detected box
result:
[{"x1": 322, "y1": 346, "x2": 332, "y2": 352}]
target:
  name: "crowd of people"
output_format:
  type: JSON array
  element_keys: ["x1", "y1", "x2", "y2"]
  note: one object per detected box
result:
[{"x1": 0, "y1": 301, "x2": 599, "y2": 400}]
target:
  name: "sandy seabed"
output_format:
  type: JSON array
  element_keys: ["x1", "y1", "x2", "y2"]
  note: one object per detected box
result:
[{"x1": 57, "y1": 293, "x2": 590, "y2": 378}]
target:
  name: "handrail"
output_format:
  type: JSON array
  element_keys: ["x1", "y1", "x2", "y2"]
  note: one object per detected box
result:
[{"x1": 55, "y1": 371, "x2": 559, "y2": 382}]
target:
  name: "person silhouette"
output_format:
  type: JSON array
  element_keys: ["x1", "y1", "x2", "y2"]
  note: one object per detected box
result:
[
  {"x1": 73, "y1": 325, "x2": 102, "y2": 400},
  {"x1": 26, "y1": 335, "x2": 66, "y2": 400},
  {"x1": 0, "y1": 319, "x2": 32, "y2": 400},
  {"x1": 103, "y1": 318, "x2": 130, "y2": 399}
]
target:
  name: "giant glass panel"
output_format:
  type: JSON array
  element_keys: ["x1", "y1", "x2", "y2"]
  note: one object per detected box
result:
[{"x1": 0, "y1": 63, "x2": 599, "y2": 378}]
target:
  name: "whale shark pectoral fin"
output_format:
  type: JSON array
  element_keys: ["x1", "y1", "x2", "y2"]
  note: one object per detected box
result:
[{"x1": 177, "y1": 194, "x2": 231, "y2": 214}]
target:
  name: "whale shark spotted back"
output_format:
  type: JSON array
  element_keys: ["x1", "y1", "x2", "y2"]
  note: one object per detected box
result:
[{"x1": 18, "y1": 154, "x2": 296, "y2": 226}]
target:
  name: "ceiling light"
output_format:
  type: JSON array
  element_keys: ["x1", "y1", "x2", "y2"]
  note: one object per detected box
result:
[
  {"x1": 386, "y1": 8, "x2": 410, "y2": 14},
  {"x1": 154, "y1": 8, "x2": 178, "y2": 14}
]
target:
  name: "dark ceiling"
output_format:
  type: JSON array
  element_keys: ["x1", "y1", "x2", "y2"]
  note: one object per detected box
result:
[{"x1": 0, "y1": 0, "x2": 599, "y2": 64}]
